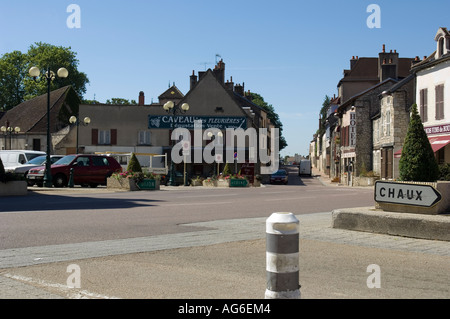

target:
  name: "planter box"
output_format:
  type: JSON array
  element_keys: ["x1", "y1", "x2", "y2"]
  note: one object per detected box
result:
[
  {"x1": 107, "y1": 177, "x2": 160, "y2": 191},
  {"x1": 0, "y1": 181, "x2": 28, "y2": 197},
  {"x1": 191, "y1": 180, "x2": 203, "y2": 187},
  {"x1": 202, "y1": 180, "x2": 217, "y2": 187},
  {"x1": 356, "y1": 176, "x2": 379, "y2": 186}
]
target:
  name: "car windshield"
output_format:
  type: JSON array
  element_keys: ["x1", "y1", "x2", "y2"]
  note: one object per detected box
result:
[
  {"x1": 53, "y1": 155, "x2": 76, "y2": 165},
  {"x1": 25, "y1": 153, "x2": 45, "y2": 161},
  {"x1": 26, "y1": 156, "x2": 46, "y2": 165}
]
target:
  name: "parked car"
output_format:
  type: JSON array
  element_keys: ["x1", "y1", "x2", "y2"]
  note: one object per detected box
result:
[
  {"x1": 0, "y1": 150, "x2": 46, "y2": 169},
  {"x1": 270, "y1": 169, "x2": 289, "y2": 184},
  {"x1": 27, "y1": 154, "x2": 122, "y2": 188},
  {"x1": 6, "y1": 155, "x2": 64, "y2": 177}
]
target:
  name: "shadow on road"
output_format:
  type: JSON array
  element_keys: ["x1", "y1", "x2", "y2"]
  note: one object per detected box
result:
[{"x1": 0, "y1": 192, "x2": 164, "y2": 213}]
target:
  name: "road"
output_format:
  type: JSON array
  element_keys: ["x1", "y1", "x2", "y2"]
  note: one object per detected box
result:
[{"x1": 0, "y1": 166, "x2": 373, "y2": 249}]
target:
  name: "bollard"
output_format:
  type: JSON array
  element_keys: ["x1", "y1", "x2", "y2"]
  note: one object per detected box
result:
[
  {"x1": 265, "y1": 212, "x2": 300, "y2": 299},
  {"x1": 68, "y1": 168, "x2": 74, "y2": 188}
]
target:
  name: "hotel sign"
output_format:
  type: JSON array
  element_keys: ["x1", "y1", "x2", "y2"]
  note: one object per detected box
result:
[{"x1": 148, "y1": 115, "x2": 247, "y2": 130}]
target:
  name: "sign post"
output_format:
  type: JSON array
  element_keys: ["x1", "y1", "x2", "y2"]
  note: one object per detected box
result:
[{"x1": 374, "y1": 181, "x2": 442, "y2": 208}]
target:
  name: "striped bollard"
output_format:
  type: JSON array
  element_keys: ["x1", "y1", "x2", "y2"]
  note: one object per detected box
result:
[{"x1": 265, "y1": 212, "x2": 300, "y2": 299}]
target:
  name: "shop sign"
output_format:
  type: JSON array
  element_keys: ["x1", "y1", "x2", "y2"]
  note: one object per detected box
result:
[{"x1": 149, "y1": 116, "x2": 247, "y2": 130}]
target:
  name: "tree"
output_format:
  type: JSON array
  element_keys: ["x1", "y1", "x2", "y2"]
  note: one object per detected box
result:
[
  {"x1": 0, "y1": 51, "x2": 27, "y2": 111},
  {"x1": 127, "y1": 153, "x2": 142, "y2": 173},
  {"x1": 249, "y1": 92, "x2": 287, "y2": 150},
  {"x1": 399, "y1": 104, "x2": 439, "y2": 182},
  {"x1": 222, "y1": 162, "x2": 231, "y2": 176},
  {"x1": 106, "y1": 98, "x2": 137, "y2": 105},
  {"x1": 0, "y1": 42, "x2": 89, "y2": 111}
]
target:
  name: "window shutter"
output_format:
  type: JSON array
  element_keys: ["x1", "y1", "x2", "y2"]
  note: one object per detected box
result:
[
  {"x1": 91, "y1": 129, "x2": 98, "y2": 145},
  {"x1": 111, "y1": 129, "x2": 117, "y2": 145}
]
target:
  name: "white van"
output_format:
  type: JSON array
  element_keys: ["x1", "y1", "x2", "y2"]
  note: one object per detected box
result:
[
  {"x1": 0, "y1": 150, "x2": 46, "y2": 169},
  {"x1": 298, "y1": 160, "x2": 312, "y2": 176}
]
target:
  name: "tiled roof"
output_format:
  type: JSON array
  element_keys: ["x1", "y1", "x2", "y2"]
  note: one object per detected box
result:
[{"x1": 0, "y1": 86, "x2": 73, "y2": 133}]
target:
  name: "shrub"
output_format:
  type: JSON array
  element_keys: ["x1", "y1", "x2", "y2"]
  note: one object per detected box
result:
[
  {"x1": 439, "y1": 163, "x2": 450, "y2": 181},
  {"x1": 399, "y1": 104, "x2": 439, "y2": 182},
  {"x1": 222, "y1": 162, "x2": 231, "y2": 177},
  {"x1": 127, "y1": 153, "x2": 142, "y2": 173}
]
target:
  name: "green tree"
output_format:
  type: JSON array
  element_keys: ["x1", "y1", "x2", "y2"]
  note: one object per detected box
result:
[
  {"x1": 222, "y1": 162, "x2": 231, "y2": 176},
  {"x1": 0, "y1": 51, "x2": 27, "y2": 111},
  {"x1": 249, "y1": 92, "x2": 287, "y2": 150},
  {"x1": 106, "y1": 98, "x2": 137, "y2": 105},
  {"x1": 399, "y1": 104, "x2": 439, "y2": 182},
  {"x1": 127, "y1": 153, "x2": 142, "y2": 173},
  {"x1": 0, "y1": 42, "x2": 89, "y2": 111}
]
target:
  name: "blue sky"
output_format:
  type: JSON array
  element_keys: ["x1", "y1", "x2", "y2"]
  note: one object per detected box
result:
[{"x1": 1, "y1": 0, "x2": 449, "y2": 157}]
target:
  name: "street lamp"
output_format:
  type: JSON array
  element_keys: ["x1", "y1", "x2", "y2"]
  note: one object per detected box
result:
[
  {"x1": 69, "y1": 115, "x2": 91, "y2": 154},
  {"x1": 1, "y1": 123, "x2": 20, "y2": 150},
  {"x1": 29, "y1": 66, "x2": 69, "y2": 187},
  {"x1": 163, "y1": 101, "x2": 190, "y2": 186}
]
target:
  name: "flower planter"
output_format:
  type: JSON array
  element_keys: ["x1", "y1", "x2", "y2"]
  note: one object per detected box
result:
[
  {"x1": 107, "y1": 177, "x2": 160, "y2": 191},
  {"x1": 0, "y1": 181, "x2": 28, "y2": 197},
  {"x1": 202, "y1": 180, "x2": 218, "y2": 187},
  {"x1": 191, "y1": 180, "x2": 203, "y2": 187}
]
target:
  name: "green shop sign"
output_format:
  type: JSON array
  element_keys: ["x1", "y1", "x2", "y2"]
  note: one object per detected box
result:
[
  {"x1": 229, "y1": 179, "x2": 248, "y2": 187},
  {"x1": 148, "y1": 115, "x2": 247, "y2": 130},
  {"x1": 137, "y1": 179, "x2": 157, "y2": 190}
]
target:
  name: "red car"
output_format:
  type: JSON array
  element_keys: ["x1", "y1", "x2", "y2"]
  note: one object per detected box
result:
[{"x1": 27, "y1": 154, "x2": 122, "y2": 188}]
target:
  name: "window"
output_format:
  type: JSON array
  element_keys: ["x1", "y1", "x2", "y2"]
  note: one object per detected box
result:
[
  {"x1": 92, "y1": 156, "x2": 109, "y2": 166},
  {"x1": 420, "y1": 89, "x2": 428, "y2": 122},
  {"x1": 381, "y1": 113, "x2": 385, "y2": 137},
  {"x1": 76, "y1": 156, "x2": 90, "y2": 167},
  {"x1": 435, "y1": 84, "x2": 444, "y2": 120},
  {"x1": 138, "y1": 130, "x2": 151, "y2": 145},
  {"x1": 99, "y1": 130, "x2": 111, "y2": 145}
]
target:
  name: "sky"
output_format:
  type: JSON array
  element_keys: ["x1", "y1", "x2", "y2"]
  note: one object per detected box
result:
[{"x1": 1, "y1": 0, "x2": 449, "y2": 158}]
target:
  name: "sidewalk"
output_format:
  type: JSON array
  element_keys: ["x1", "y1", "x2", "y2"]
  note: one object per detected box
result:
[{"x1": 1, "y1": 212, "x2": 449, "y2": 299}]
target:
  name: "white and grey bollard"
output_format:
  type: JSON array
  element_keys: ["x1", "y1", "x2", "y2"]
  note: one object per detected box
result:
[{"x1": 265, "y1": 212, "x2": 300, "y2": 299}]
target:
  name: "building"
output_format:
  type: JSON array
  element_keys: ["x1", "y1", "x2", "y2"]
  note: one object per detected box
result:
[
  {"x1": 0, "y1": 86, "x2": 80, "y2": 152},
  {"x1": 76, "y1": 60, "x2": 274, "y2": 180},
  {"x1": 333, "y1": 46, "x2": 415, "y2": 185},
  {"x1": 407, "y1": 27, "x2": 450, "y2": 165}
]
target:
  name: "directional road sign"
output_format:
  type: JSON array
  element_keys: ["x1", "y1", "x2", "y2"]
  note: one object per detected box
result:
[{"x1": 374, "y1": 181, "x2": 442, "y2": 207}]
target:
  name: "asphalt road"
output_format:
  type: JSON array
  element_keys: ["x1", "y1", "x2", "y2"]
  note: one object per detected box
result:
[{"x1": 0, "y1": 166, "x2": 374, "y2": 249}]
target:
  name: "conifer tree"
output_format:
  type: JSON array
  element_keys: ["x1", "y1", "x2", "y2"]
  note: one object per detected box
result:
[
  {"x1": 127, "y1": 153, "x2": 142, "y2": 173},
  {"x1": 399, "y1": 104, "x2": 439, "y2": 182}
]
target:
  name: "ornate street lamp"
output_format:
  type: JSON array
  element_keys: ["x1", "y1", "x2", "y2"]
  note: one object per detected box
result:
[
  {"x1": 69, "y1": 115, "x2": 91, "y2": 154},
  {"x1": 29, "y1": 66, "x2": 69, "y2": 187},
  {"x1": 1, "y1": 123, "x2": 20, "y2": 150},
  {"x1": 163, "y1": 101, "x2": 190, "y2": 186}
]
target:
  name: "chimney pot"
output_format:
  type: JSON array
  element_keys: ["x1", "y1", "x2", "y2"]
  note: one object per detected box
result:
[
  {"x1": 139, "y1": 91, "x2": 145, "y2": 106},
  {"x1": 382, "y1": 44, "x2": 385, "y2": 53}
]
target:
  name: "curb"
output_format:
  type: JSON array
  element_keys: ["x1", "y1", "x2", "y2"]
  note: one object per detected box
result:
[{"x1": 332, "y1": 207, "x2": 450, "y2": 241}]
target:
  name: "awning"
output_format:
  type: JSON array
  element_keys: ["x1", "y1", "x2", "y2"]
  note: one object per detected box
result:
[{"x1": 394, "y1": 135, "x2": 450, "y2": 158}]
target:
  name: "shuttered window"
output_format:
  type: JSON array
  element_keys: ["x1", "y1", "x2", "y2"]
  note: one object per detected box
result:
[
  {"x1": 420, "y1": 89, "x2": 428, "y2": 122},
  {"x1": 435, "y1": 85, "x2": 444, "y2": 120}
]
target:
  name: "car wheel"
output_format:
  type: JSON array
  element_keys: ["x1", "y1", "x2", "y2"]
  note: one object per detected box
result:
[{"x1": 53, "y1": 174, "x2": 67, "y2": 188}]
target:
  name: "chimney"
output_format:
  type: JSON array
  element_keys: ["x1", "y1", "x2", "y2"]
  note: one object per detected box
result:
[
  {"x1": 190, "y1": 70, "x2": 198, "y2": 90},
  {"x1": 379, "y1": 46, "x2": 399, "y2": 82},
  {"x1": 234, "y1": 83, "x2": 244, "y2": 96},
  {"x1": 350, "y1": 56, "x2": 358, "y2": 69},
  {"x1": 213, "y1": 59, "x2": 225, "y2": 84},
  {"x1": 139, "y1": 91, "x2": 145, "y2": 106},
  {"x1": 225, "y1": 76, "x2": 234, "y2": 91},
  {"x1": 411, "y1": 56, "x2": 422, "y2": 67}
]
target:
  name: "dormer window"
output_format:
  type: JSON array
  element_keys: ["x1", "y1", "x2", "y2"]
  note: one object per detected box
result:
[{"x1": 434, "y1": 27, "x2": 450, "y2": 58}]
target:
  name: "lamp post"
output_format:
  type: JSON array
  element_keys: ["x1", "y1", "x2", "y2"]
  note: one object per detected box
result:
[
  {"x1": 1, "y1": 123, "x2": 20, "y2": 150},
  {"x1": 163, "y1": 101, "x2": 189, "y2": 186},
  {"x1": 69, "y1": 115, "x2": 91, "y2": 154},
  {"x1": 29, "y1": 66, "x2": 69, "y2": 187}
]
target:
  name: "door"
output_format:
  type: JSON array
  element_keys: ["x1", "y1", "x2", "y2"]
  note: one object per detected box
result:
[{"x1": 73, "y1": 156, "x2": 92, "y2": 184}]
